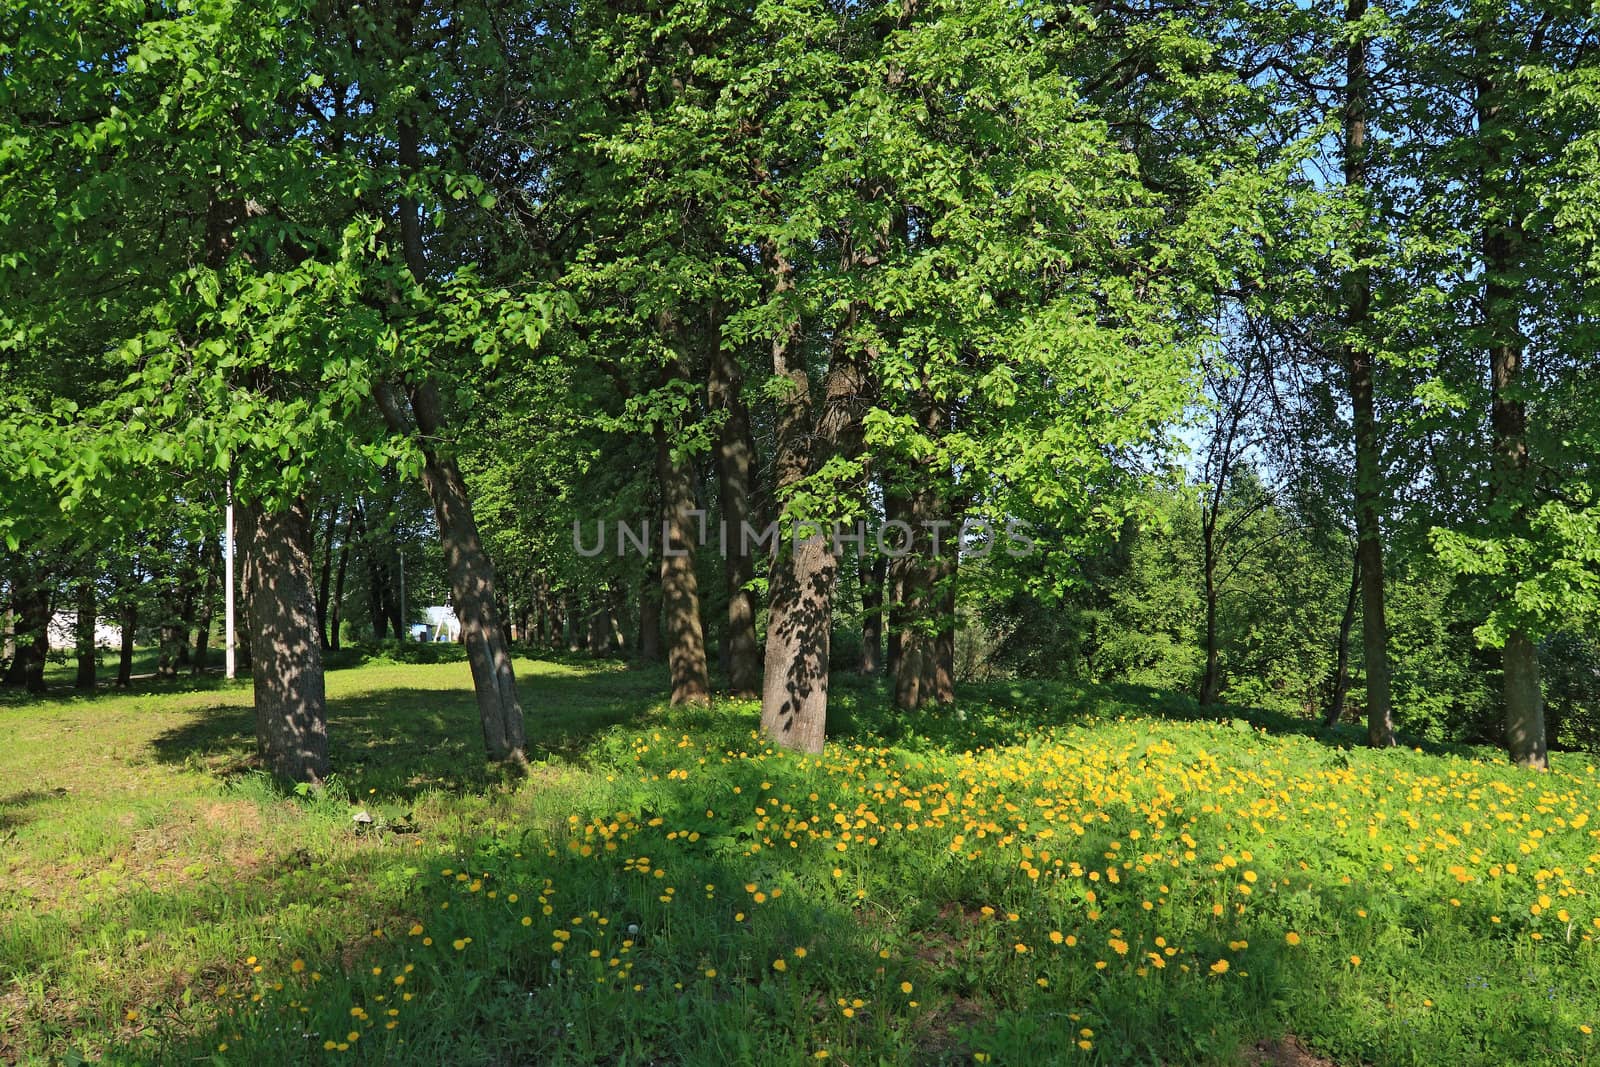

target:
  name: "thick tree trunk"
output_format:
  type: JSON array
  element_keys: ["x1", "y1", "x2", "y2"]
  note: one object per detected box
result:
[
  {"x1": 241, "y1": 499, "x2": 329, "y2": 784},
  {"x1": 1504, "y1": 631, "x2": 1547, "y2": 768},
  {"x1": 1343, "y1": 0, "x2": 1394, "y2": 747},
  {"x1": 656, "y1": 429, "x2": 711, "y2": 704},
  {"x1": 707, "y1": 330, "x2": 762, "y2": 698},
  {"x1": 75, "y1": 577, "x2": 97, "y2": 690},
  {"x1": 1323, "y1": 545, "x2": 1360, "y2": 728},
  {"x1": 4, "y1": 584, "x2": 49, "y2": 694},
  {"x1": 860, "y1": 554, "x2": 885, "y2": 675},
  {"x1": 759, "y1": 246, "x2": 868, "y2": 751},
  {"x1": 1478, "y1": 33, "x2": 1545, "y2": 770}
]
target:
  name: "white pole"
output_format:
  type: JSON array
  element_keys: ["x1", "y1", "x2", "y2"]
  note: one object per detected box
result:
[
  {"x1": 398, "y1": 548, "x2": 406, "y2": 640},
  {"x1": 225, "y1": 480, "x2": 236, "y2": 680}
]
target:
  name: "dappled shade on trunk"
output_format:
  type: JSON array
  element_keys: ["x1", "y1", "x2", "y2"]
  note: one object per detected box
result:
[{"x1": 242, "y1": 498, "x2": 329, "y2": 784}]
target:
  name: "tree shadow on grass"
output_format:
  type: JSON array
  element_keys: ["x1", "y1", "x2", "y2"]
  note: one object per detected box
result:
[{"x1": 144, "y1": 663, "x2": 668, "y2": 802}]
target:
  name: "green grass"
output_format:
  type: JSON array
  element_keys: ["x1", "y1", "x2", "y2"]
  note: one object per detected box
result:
[{"x1": 2, "y1": 658, "x2": 1598, "y2": 1065}]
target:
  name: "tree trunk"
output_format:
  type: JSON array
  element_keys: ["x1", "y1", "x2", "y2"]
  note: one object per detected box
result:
[
  {"x1": 192, "y1": 539, "x2": 219, "y2": 676},
  {"x1": 1323, "y1": 544, "x2": 1360, "y2": 728},
  {"x1": 75, "y1": 577, "x2": 97, "y2": 690},
  {"x1": 860, "y1": 554, "x2": 884, "y2": 675},
  {"x1": 1199, "y1": 514, "x2": 1222, "y2": 706},
  {"x1": 329, "y1": 508, "x2": 354, "y2": 651},
  {"x1": 1478, "y1": 30, "x2": 1545, "y2": 770},
  {"x1": 885, "y1": 491, "x2": 908, "y2": 681},
  {"x1": 932, "y1": 555, "x2": 956, "y2": 705},
  {"x1": 376, "y1": 381, "x2": 527, "y2": 761},
  {"x1": 316, "y1": 504, "x2": 338, "y2": 649},
  {"x1": 4, "y1": 584, "x2": 49, "y2": 694},
  {"x1": 759, "y1": 245, "x2": 868, "y2": 751},
  {"x1": 156, "y1": 551, "x2": 185, "y2": 681},
  {"x1": 1504, "y1": 630, "x2": 1547, "y2": 768},
  {"x1": 892, "y1": 486, "x2": 937, "y2": 711},
  {"x1": 241, "y1": 498, "x2": 329, "y2": 783},
  {"x1": 638, "y1": 560, "x2": 663, "y2": 662},
  {"x1": 117, "y1": 597, "x2": 136, "y2": 687},
  {"x1": 1342, "y1": 0, "x2": 1394, "y2": 747},
  {"x1": 656, "y1": 429, "x2": 711, "y2": 704},
  {"x1": 707, "y1": 328, "x2": 762, "y2": 698}
]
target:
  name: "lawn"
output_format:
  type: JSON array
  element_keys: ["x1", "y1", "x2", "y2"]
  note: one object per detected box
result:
[{"x1": 2, "y1": 657, "x2": 1598, "y2": 1065}]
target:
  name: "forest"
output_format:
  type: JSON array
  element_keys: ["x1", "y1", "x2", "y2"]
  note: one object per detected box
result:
[
  {"x1": 4, "y1": 0, "x2": 1597, "y2": 773},
  {"x1": 4, "y1": 2, "x2": 1600, "y2": 1064}
]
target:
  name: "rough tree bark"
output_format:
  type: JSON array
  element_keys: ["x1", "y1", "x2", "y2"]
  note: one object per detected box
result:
[
  {"x1": 241, "y1": 498, "x2": 329, "y2": 783},
  {"x1": 759, "y1": 247, "x2": 869, "y2": 752},
  {"x1": 376, "y1": 381, "x2": 528, "y2": 762},
  {"x1": 4, "y1": 583, "x2": 48, "y2": 694},
  {"x1": 656, "y1": 428, "x2": 711, "y2": 704}
]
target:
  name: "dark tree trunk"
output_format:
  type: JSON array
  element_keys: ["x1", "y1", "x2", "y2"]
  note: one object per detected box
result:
[
  {"x1": 1478, "y1": 29, "x2": 1545, "y2": 770},
  {"x1": 1323, "y1": 544, "x2": 1361, "y2": 728},
  {"x1": 192, "y1": 539, "x2": 219, "y2": 676},
  {"x1": 932, "y1": 555, "x2": 957, "y2": 705},
  {"x1": 75, "y1": 577, "x2": 97, "y2": 691},
  {"x1": 117, "y1": 598, "x2": 136, "y2": 687},
  {"x1": 329, "y1": 508, "x2": 354, "y2": 651},
  {"x1": 4, "y1": 584, "x2": 49, "y2": 694},
  {"x1": 241, "y1": 499, "x2": 329, "y2": 783},
  {"x1": 884, "y1": 490, "x2": 908, "y2": 682},
  {"x1": 656, "y1": 428, "x2": 711, "y2": 704},
  {"x1": 1343, "y1": 0, "x2": 1394, "y2": 747},
  {"x1": 177, "y1": 541, "x2": 204, "y2": 669},
  {"x1": 156, "y1": 550, "x2": 186, "y2": 681},
  {"x1": 316, "y1": 504, "x2": 338, "y2": 649},
  {"x1": 1504, "y1": 631, "x2": 1546, "y2": 768},
  {"x1": 359, "y1": 504, "x2": 389, "y2": 641},
  {"x1": 607, "y1": 582, "x2": 627, "y2": 655},
  {"x1": 707, "y1": 326, "x2": 762, "y2": 698},
  {"x1": 892, "y1": 487, "x2": 936, "y2": 711},
  {"x1": 860, "y1": 554, "x2": 885, "y2": 675},
  {"x1": 638, "y1": 557, "x2": 664, "y2": 662},
  {"x1": 1199, "y1": 514, "x2": 1222, "y2": 706}
]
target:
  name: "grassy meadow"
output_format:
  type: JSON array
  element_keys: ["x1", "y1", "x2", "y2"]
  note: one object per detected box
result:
[{"x1": 2, "y1": 656, "x2": 1598, "y2": 1065}]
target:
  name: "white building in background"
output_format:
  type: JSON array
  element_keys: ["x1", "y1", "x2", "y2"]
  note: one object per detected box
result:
[
  {"x1": 45, "y1": 613, "x2": 122, "y2": 651},
  {"x1": 409, "y1": 605, "x2": 461, "y2": 643}
]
